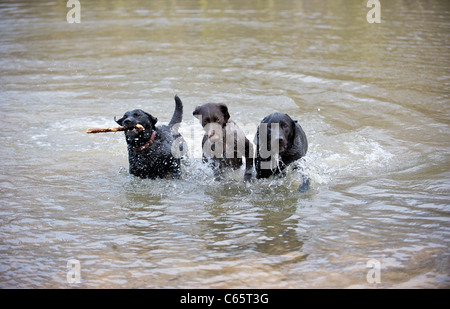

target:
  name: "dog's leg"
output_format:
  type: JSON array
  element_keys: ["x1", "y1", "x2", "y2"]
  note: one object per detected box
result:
[
  {"x1": 206, "y1": 157, "x2": 222, "y2": 181},
  {"x1": 244, "y1": 138, "x2": 254, "y2": 181},
  {"x1": 298, "y1": 175, "x2": 311, "y2": 193}
]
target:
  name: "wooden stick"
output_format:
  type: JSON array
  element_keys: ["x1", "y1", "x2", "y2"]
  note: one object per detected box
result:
[{"x1": 86, "y1": 124, "x2": 144, "y2": 134}]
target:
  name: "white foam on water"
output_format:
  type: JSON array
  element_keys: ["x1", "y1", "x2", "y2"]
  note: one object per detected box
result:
[{"x1": 299, "y1": 130, "x2": 394, "y2": 188}]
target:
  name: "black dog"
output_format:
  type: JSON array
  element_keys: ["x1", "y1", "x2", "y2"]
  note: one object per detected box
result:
[
  {"x1": 115, "y1": 95, "x2": 186, "y2": 179},
  {"x1": 254, "y1": 112, "x2": 309, "y2": 191},
  {"x1": 193, "y1": 103, "x2": 254, "y2": 181}
]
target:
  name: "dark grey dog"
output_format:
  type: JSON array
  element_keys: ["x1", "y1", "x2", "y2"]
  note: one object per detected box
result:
[
  {"x1": 115, "y1": 95, "x2": 186, "y2": 179},
  {"x1": 254, "y1": 112, "x2": 309, "y2": 192},
  {"x1": 193, "y1": 103, "x2": 254, "y2": 181}
]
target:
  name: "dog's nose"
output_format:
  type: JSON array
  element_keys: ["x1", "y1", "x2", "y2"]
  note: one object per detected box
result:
[
  {"x1": 274, "y1": 133, "x2": 284, "y2": 143},
  {"x1": 123, "y1": 119, "x2": 132, "y2": 126}
]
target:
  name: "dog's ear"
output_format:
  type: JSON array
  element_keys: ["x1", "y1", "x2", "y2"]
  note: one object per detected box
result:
[
  {"x1": 114, "y1": 116, "x2": 124, "y2": 126},
  {"x1": 144, "y1": 112, "x2": 158, "y2": 126},
  {"x1": 193, "y1": 106, "x2": 201, "y2": 116},
  {"x1": 292, "y1": 121, "x2": 308, "y2": 157},
  {"x1": 219, "y1": 104, "x2": 230, "y2": 123}
]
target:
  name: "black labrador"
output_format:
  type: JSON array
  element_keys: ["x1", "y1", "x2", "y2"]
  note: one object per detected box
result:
[
  {"x1": 115, "y1": 95, "x2": 186, "y2": 179},
  {"x1": 254, "y1": 112, "x2": 310, "y2": 192},
  {"x1": 193, "y1": 103, "x2": 254, "y2": 181}
]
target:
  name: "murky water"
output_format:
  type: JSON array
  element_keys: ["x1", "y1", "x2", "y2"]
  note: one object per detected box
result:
[{"x1": 1, "y1": 0, "x2": 449, "y2": 288}]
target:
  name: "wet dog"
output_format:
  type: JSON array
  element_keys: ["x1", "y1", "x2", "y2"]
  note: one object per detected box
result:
[
  {"x1": 193, "y1": 103, "x2": 254, "y2": 181},
  {"x1": 254, "y1": 112, "x2": 309, "y2": 191},
  {"x1": 115, "y1": 95, "x2": 186, "y2": 179}
]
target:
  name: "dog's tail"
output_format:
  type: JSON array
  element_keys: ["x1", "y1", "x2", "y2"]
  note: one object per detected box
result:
[{"x1": 168, "y1": 95, "x2": 183, "y2": 128}]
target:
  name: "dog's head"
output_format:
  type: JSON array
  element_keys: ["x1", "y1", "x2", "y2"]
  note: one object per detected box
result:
[
  {"x1": 256, "y1": 113, "x2": 297, "y2": 154},
  {"x1": 193, "y1": 103, "x2": 230, "y2": 142},
  {"x1": 115, "y1": 109, "x2": 157, "y2": 144}
]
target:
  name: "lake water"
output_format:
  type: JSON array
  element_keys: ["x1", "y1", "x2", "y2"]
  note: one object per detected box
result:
[{"x1": 0, "y1": 0, "x2": 449, "y2": 288}]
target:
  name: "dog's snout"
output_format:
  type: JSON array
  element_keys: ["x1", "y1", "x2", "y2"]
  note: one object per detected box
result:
[
  {"x1": 270, "y1": 129, "x2": 284, "y2": 142},
  {"x1": 123, "y1": 118, "x2": 134, "y2": 127},
  {"x1": 204, "y1": 123, "x2": 222, "y2": 142},
  {"x1": 208, "y1": 129, "x2": 221, "y2": 142}
]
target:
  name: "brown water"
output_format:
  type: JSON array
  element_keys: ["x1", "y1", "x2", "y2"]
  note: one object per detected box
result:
[{"x1": 0, "y1": 0, "x2": 449, "y2": 288}]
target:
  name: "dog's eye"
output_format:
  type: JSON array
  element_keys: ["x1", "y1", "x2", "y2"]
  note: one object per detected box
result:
[{"x1": 133, "y1": 112, "x2": 140, "y2": 117}]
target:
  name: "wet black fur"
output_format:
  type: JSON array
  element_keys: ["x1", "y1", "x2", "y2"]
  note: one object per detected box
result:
[
  {"x1": 254, "y1": 112, "x2": 309, "y2": 192},
  {"x1": 115, "y1": 95, "x2": 185, "y2": 179}
]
